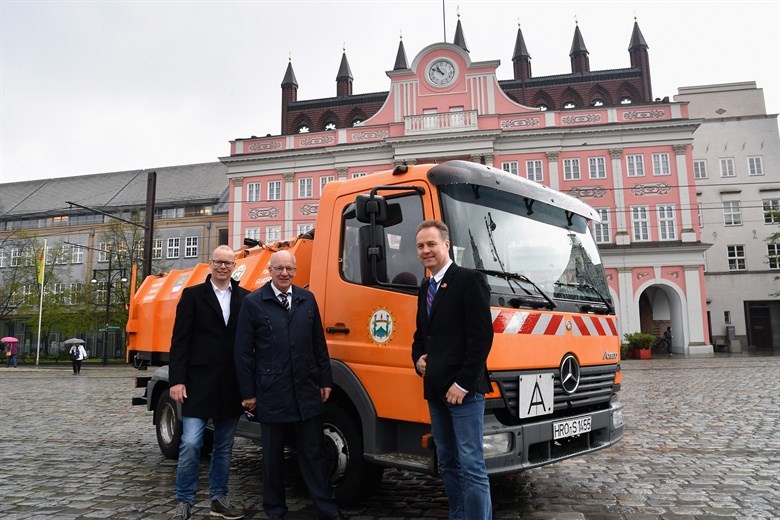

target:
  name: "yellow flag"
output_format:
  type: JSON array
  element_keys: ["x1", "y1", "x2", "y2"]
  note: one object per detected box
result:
[{"x1": 37, "y1": 249, "x2": 45, "y2": 285}]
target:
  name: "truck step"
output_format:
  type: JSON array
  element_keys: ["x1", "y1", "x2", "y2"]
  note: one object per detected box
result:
[{"x1": 370, "y1": 452, "x2": 430, "y2": 472}]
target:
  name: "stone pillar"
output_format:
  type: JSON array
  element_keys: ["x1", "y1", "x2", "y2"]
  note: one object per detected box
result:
[
  {"x1": 683, "y1": 266, "x2": 713, "y2": 355},
  {"x1": 674, "y1": 144, "x2": 696, "y2": 242},
  {"x1": 283, "y1": 173, "x2": 295, "y2": 239},
  {"x1": 609, "y1": 148, "x2": 630, "y2": 245},
  {"x1": 546, "y1": 151, "x2": 560, "y2": 191},
  {"x1": 231, "y1": 177, "x2": 243, "y2": 249}
]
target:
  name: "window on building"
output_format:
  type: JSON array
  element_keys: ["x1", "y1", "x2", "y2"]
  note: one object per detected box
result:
[
  {"x1": 724, "y1": 310, "x2": 731, "y2": 324},
  {"x1": 591, "y1": 99, "x2": 604, "y2": 107},
  {"x1": 152, "y1": 239, "x2": 162, "y2": 260},
  {"x1": 184, "y1": 236, "x2": 198, "y2": 258},
  {"x1": 51, "y1": 283, "x2": 66, "y2": 304},
  {"x1": 563, "y1": 158, "x2": 581, "y2": 181},
  {"x1": 266, "y1": 226, "x2": 281, "y2": 243},
  {"x1": 352, "y1": 172, "x2": 367, "y2": 178},
  {"x1": 94, "y1": 281, "x2": 108, "y2": 305},
  {"x1": 320, "y1": 175, "x2": 335, "y2": 195},
  {"x1": 0, "y1": 249, "x2": 6, "y2": 268},
  {"x1": 563, "y1": 101, "x2": 576, "y2": 109},
  {"x1": 722, "y1": 201, "x2": 742, "y2": 226},
  {"x1": 10, "y1": 247, "x2": 20, "y2": 267},
  {"x1": 748, "y1": 156, "x2": 764, "y2": 176},
  {"x1": 631, "y1": 206, "x2": 650, "y2": 241},
  {"x1": 298, "y1": 124, "x2": 310, "y2": 133},
  {"x1": 626, "y1": 154, "x2": 645, "y2": 177},
  {"x1": 727, "y1": 245, "x2": 746, "y2": 271},
  {"x1": 763, "y1": 199, "x2": 780, "y2": 223},
  {"x1": 719, "y1": 158, "x2": 735, "y2": 177},
  {"x1": 593, "y1": 208, "x2": 610, "y2": 244},
  {"x1": 657, "y1": 205, "x2": 677, "y2": 240},
  {"x1": 268, "y1": 180, "x2": 282, "y2": 201},
  {"x1": 588, "y1": 157, "x2": 606, "y2": 179},
  {"x1": 693, "y1": 160, "x2": 707, "y2": 179},
  {"x1": 501, "y1": 161, "x2": 518, "y2": 176},
  {"x1": 297, "y1": 223, "x2": 314, "y2": 236},
  {"x1": 245, "y1": 228, "x2": 261, "y2": 241},
  {"x1": 298, "y1": 177, "x2": 313, "y2": 198},
  {"x1": 652, "y1": 153, "x2": 671, "y2": 175},
  {"x1": 116, "y1": 241, "x2": 128, "y2": 260},
  {"x1": 768, "y1": 244, "x2": 780, "y2": 269},
  {"x1": 247, "y1": 182, "x2": 261, "y2": 202},
  {"x1": 68, "y1": 282, "x2": 84, "y2": 305},
  {"x1": 166, "y1": 237, "x2": 180, "y2": 259},
  {"x1": 537, "y1": 104, "x2": 549, "y2": 111},
  {"x1": 98, "y1": 242, "x2": 110, "y2": 262},
  {"x1": 135, "y1": 239, "x2": 144, "y2": 258},
  {"x1": 21, "y1": 249, "x2": 32, "y2": 266},
  {"x1": 620, "y1": 97, "x2": 633, "y2": 105},
  {"x1": 324, "y1": 122, "x2": 337, "y2": 131},
  {"x1": 351, "y1": 119, "x2": 363, "y2": 127},
  {"x1": 71, "y1": 245, "x2": 84, "y2": 264},
  {"x1": 526, "y1": 160, "x2": 543, "y2": 182}
]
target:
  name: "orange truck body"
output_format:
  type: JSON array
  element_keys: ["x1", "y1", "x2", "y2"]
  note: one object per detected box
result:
[{"x1": 130, "y1": 160, "x2": 624, "y2": 504}]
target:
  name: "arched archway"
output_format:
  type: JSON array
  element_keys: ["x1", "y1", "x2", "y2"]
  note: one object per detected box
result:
[{"x1": 637, "y1": 282, "x2": 685, "y2": 353}]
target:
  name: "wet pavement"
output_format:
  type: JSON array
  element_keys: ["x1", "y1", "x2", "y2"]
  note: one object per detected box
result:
[{"x1": 1, "y1": 352, "x2": 778, "y2": 519}]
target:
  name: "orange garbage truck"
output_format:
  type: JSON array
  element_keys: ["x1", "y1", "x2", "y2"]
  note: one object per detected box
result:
[{"x1": 129, "y1": 160, "x2": 624, "y2": 504}]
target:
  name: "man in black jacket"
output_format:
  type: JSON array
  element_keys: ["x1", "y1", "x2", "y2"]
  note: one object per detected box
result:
[
  {"x1": 412, "y1": 220, "x2": 494, "y2": 520},
  {"x1": 169, "y1": 245, "x2": 250, "y2": 520},
  {"x1": 234, "y1": 250, "x2": 344, "y2": 520}
]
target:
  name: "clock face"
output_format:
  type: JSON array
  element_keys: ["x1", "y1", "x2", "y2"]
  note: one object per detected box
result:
[{"x1": 427, "y1": 59, "x2": 456, "y2": 87}]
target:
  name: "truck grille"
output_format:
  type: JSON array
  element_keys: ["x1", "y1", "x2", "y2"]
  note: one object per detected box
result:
[{"x1": 490, "y1": 364, "x2": 617, "y2": 421}]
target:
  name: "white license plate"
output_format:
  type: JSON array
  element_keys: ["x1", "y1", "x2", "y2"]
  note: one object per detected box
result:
[{"x1": 553, "y1": 415, "x2": 592, "y2": 440}]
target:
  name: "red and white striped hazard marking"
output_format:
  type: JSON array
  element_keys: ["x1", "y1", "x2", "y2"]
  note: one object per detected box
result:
[{"x1": 491, "y1": 310, "x2": 617, "y2": 336}]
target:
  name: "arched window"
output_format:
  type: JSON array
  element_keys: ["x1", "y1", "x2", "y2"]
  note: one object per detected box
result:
[
  {"x1": 298, "y1": 124, "x2": 310, "y2": 133},
  {"x1": 563, "y1": 101, "x2": 576, "y2": 109},
  {"x1": 324, "y1": 122, "x2": 337, "y2": 131},
  {"x1": 351, "y1": 119, "x2": 363, "y2": 127},
  {"x1": 591, "y1": 99, "x2": 604, "y2": 107},
  {"x1": 537, "y1": 104, "x2": 548, "y2": 111},
  {"x1": 620, "y1": 96, "x2": 633, "y2": 105}
]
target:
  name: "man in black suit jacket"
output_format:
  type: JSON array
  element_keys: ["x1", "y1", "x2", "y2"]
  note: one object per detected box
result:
[
  {"x1": 412, "y1": 220, "x2": 494, "y2": 520},
  {"x1": 169, "y1": 245, "x2": 250, "y2": 520}
]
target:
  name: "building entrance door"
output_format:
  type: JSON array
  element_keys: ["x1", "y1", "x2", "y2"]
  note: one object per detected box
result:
[{"x1": 747, "y1": 304, "x2": 772, "y2": 349}]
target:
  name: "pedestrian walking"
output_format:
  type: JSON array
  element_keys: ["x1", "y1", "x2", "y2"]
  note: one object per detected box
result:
[
  {"x1": 69, "y1": 343, "x2": 87, "y2": 374},
  {"x1": 169, "y1": 245, "x2": 250, "y2": 520},
  {"x1": 234, "y1": 250, "x2": 346, "y2": 520},
  {"x1": 411, "y1": 220, "x2": 494, "y2": 520},
  {"x1": 5, "y1": 340, "x2": 19, "y2": 368}
]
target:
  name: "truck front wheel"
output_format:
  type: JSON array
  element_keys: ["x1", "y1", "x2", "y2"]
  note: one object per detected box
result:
[
  {"x1": 155, "y1": 392, "x2": 182, "y2": 459},
  {"x1": 322, "y1": 405, "x2": 384, "y2": 506}
]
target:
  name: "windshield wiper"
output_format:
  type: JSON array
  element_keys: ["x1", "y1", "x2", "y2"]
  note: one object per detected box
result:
[
  {"x1": 477, "y1": 269, "x2": 556, "y2": 309},
  {"x1": 554, "y1": 281, "x2": 614, "y2": 314}
]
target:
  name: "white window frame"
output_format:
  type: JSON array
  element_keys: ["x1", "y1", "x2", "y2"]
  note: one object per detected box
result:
[
  {"x1": 768, "y1": 244, "x2": 780, "y2": 269},
  {"x1": 526, "y1": 160, "x2": 543, "y2": 182},
  {"x1": 351, "y1": 172, "x2": 367, "y2": 179},
  {"x1": 693, "y1": 160, "x2": 707, "y2": 179},
  {"x1": 0, "y1": 249, "x2": 6, "y2": 268},
  {"x1": 71, "y1": 245, "x2": 84, "y2": 264},
  {"x1": 657, "y1": 204, "x2": 677, "y2": 241},
  {"x1": 722, "y1": 201, "x2": 742, "y2": 226},
  {"x1": 245, "y1": 228, "x2": 261, "y2": 241},
  {"x1": 652, "y1": 153, "x2": 671, "y2": 176},
  {"x1": 748, "y1": 156, "x2": 764, "y2": 176},
  {"x1": 152, "y1": 239, "x2": 162, "y2": 260},
  {"x1": 593, "y1": 208, "x2": 610, "y2": 244},
  {"x1": 298, "y1": 177, "x2": 313, "y2": 198},
  {"x1": 246, "y1": 182, "x2": 261, "y2": 202},
  {"x1": 727, "y1": 245, "x2": 746, "y2": 271},
  {"x1": 588, "y1": 157, "x2": 606, "y2": 179},
  {"x1": 266, "y1": 226, "x2": 281, "y2": 243},
  {"x1": 68, "y1": 282, "x2": 84, "y2": 305},
  {"x1": 626, "y1": 154, "x2": 645, "y2": 177},
  {"x1": 320, "y1": 175, "x2": 335, "y2": 196},
  {"x1": 166, "y1": 237, "x2": 180, "y2": 259},
  {"x1": 297, "y1": 223, "x2": 314, "y2": 236},
  {"x1": 763, "y1": 199, "x2": 780, "y2": 224},
  {"x1": 563, "y1": 158, "x2": 581, "y2": 180},
  {"x1": 184, "y1": 236, "x2": 198, "y2": 258},
  {"x1": 501, "y1": 161, "x2": 519, "y2": 176},
  {"x1": 10, "y1": 247, "x2": 20, "y2": 267},
  {"x1": 98, "y1": 242, "x2": 110, "y2": 262},
  {"x1": 631, "y1": 206, "x2": 650, "y2": 241},
  {"x1": 267, "y1": 180, "x2": 282, "y2": 201},
  {"x1": 719, "y1": 158, "x2": 736, "y2": 177}
]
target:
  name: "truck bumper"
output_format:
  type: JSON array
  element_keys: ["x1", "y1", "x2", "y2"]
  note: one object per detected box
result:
[{"x1": 484, "y1": 396, "x2": 624, "y2": 475}]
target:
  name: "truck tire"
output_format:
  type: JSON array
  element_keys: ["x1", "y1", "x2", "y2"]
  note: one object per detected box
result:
[
  {"x1": 155, "y1": 392, "x2": 182, "y2": 459},
  {"x1": 322, "y1": 405, "x2": 384, "y2": 506}
]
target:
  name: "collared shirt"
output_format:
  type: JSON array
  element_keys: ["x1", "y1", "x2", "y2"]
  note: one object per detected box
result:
[
  {"x1": 271, "y1": 284, "x2": 293, "y2": 311},
  {"x1": 211, "y1": 281, "x2": 233, "y2": 326}
]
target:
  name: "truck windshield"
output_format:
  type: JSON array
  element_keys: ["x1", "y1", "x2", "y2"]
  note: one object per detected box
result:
[{"x1": 440, "y1": 183, "x2": 612, "y2": 307}]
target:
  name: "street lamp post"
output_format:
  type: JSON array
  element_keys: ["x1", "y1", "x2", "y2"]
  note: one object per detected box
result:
[{"x1": 91, "y1": 252, "x2": 127, "y2": 366}]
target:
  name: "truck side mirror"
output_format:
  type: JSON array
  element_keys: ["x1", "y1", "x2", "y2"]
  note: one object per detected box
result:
[
  {"x1": 358, "y1": 224, "x2": 388, "y2": 284},
  {"x1": 356, "y1": 194, "x2": 388, "y2": 224}
]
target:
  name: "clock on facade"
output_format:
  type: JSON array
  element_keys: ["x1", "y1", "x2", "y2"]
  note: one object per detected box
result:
[{"x1": 426, "y1": 58, "x2": 457, "y2": 87}]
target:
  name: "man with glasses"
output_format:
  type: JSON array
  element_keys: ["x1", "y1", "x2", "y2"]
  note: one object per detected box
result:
[
  {"x1": 234, "y1": 250, "x2": 345, "y2": 520},
  {"x1": 169, "y1": 245, "x2": 250, "y2": 520}
]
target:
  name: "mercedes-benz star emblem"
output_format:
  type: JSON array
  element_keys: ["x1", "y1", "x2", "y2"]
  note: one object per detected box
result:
[{"x1": 560, "y1": 354, "x2": 581, "y2": 395}]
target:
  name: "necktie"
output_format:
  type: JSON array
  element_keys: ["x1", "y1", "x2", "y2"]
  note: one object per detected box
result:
[
  {"x1": 426, "y1": 278, "x2": 438, "y2": 316},
  {"x1": 278, "y1": 292, "x2": 290, "y2": 312}
]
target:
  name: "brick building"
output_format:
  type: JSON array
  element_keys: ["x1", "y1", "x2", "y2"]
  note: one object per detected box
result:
[{"x1": 222, "y1": 18, "x2": 712, "y2": 354}]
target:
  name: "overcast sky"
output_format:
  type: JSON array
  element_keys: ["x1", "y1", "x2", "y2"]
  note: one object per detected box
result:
[{"x1": 1, "y1": 0, "x2": 778, "y2": 185}]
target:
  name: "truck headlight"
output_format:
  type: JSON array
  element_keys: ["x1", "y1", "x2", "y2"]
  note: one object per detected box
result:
[
  {"x1": 612, "y1": 409, "x2": 624, "y2": 429},
  {"x1": 483, "y1": 433, "x2": 512, "y2": 457}
]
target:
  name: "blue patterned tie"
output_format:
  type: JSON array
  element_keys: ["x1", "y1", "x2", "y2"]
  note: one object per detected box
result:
[{"x1": 426, "y1": 278, "x2": 438, "y2": 316}]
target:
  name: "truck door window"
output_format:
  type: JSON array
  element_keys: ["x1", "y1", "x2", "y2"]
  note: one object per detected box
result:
[{"x1": 341, "y1": 193, "x2": 425, "y2": 289}]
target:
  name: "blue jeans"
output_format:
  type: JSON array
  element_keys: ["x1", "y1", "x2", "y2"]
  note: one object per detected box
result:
[
  {"x1": 428, "y1": 392, "x2": 492, "y2": 520},
  {"x1": 176, "y1": 415, "x2": 239, "y2": 504},
  {"x1": 6, "y1": 354, "x2": 17, "y2": 367}
]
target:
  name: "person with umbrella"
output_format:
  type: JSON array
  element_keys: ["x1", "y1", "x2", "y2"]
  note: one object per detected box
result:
[
  {"x1": 2, "y1": 337, "x2": 19, "y2": 368},
  {"x1": 65, "y1": 338, "x2": 87, "y2": 375}
]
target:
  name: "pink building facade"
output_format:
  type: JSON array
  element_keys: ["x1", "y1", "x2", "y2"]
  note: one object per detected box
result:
[{"x1": 222, "y1": 22, "x2": 712, "y2": 354}]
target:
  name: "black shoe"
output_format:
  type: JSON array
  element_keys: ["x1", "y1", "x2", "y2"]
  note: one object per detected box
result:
[{"x1": 210, "y1": 496, "x2": 244, "y2": 519}]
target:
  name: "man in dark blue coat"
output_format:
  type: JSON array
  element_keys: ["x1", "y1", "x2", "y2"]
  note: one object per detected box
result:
[
  {"x1": 234, "y1": 250, "x2": 344, "y2": 520},
  {"x1": 169, "y1": 245, "x2": 250, "y2": 520}
]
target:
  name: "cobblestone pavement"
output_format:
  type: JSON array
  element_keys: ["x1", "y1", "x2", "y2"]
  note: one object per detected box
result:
[{"x1": 1, "y1": 353, "x2": 778, "y2": 520}]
